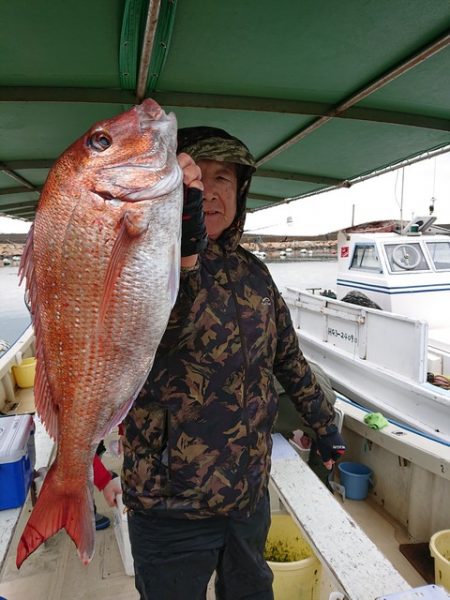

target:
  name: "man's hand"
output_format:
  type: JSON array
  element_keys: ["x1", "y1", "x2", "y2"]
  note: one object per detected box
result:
[
  {"x1": 177, "y1": 153, "x2": 207, "y2": 265},
  {"x1": 178, "y1": 152, "x2": 203, "y2": 191},
  {"x1": 102, "y1": 477, "x2": 123, "y2": 507},
  {"x1": 316, "y1": 425, "x2": 346, "y2": 468}
]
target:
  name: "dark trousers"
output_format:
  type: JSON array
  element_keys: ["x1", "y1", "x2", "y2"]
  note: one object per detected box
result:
[{"x1": 127, "y1": 494, "x2": 274, "y2": 600}]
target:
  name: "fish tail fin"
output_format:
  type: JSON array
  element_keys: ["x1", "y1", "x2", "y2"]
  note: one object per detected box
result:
[{"x1": 16, "y1": 463, "x2": 95, "y2": 568}]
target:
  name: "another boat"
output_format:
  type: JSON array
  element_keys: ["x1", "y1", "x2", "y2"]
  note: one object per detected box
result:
[
  {"x1": 282, "y1": 216, "x2": 450, "y2": 575},
  {"x1": 285, "y1": 216, "x2": 450, "y2": 445}
]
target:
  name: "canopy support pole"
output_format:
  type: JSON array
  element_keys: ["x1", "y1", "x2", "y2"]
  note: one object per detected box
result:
[{"x1": 136, "y1": 0, "x2": 162, "y2": 103}]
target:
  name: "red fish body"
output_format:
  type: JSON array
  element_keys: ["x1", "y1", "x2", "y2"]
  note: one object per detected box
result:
[{"x1": 17, "y1": 99, "x2": 182, "y2": 566}]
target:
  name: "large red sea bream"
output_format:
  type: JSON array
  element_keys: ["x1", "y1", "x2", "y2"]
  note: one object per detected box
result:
[{"x1": 17, "y1": 98, "x2": 183, "y2": 567}]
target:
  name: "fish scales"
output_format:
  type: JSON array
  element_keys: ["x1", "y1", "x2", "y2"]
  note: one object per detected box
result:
[{"x1": 16, "y1": 99, "x2": 182, "y2": 566}]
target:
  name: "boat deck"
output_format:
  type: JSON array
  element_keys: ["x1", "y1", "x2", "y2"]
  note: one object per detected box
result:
[
  {"x1": 0, "y1": 437, "x2": 138, "y2": 600},
  {"x1": 337, "y1": 496, "x2": 425, "y2": 589},
  {"x1": 0, "y1": 435, "x2": 427, "y2": 600}
]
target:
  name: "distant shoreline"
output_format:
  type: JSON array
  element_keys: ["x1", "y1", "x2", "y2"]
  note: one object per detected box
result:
[
  {"x1": 0, "y1": 243, "x2": 24, "y2": 262},
  {"x1": 1, "y1": 239, "x2": 339, "y2": 262}
]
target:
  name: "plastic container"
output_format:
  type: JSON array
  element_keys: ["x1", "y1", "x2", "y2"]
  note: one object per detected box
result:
[
  {"x1": 377, "y1": 584, "x2": 450, "y2": 599},
  {"x1": 338, "y1": 462, "x2": 373, "y2": 500},
  {"x1": 266, "y1": 513, "x2": 320, "y2": 600},
  {"x1": 430, "y1": 529, "x2": 450, "y2": 592},
  {"x1": 0, "y1": 414, "x2": 34, "y2": 510},
  {"x1": 12, "y1": 357, "x2": 36, "y2": 388},
  {"x1": 112, "y1": 488, "x2": 134, "y2": 576}
]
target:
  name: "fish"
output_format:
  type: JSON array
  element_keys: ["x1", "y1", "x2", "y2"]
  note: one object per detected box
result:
[{"x1": 16, "y1": 98, "x2": 183, "y2": 567}]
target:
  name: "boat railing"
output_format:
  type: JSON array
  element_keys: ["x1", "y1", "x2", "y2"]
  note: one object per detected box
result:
[
  {"x1": 270, "y1": 434, "x2": 411, "y2": 599},
  {"x1": 0, "y1": 325, "x2": 55, "y2": 576},
  {"x1": 285, "y1": 288, "x2": 428, "y2": 384},
  {"x1": 0, "y1": 325, "x2": 35, "y2": 413}
]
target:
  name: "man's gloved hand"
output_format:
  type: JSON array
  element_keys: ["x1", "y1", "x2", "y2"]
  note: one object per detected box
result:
[
  {"x1": 181, "y1": 185, "x2": 208, "y2": 257},
  {"x1": 316, "y1": 425, "x2": 346, "y2": 463}
]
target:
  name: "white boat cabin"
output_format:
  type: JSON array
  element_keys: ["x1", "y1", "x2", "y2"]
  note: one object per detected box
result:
[{"x1": 336, "y1": 218, "x2": 450, "y2": 329}]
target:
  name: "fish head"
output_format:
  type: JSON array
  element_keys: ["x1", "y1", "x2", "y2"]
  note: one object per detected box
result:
[{"x1": 61, "y1": 98, "x2": 182, "y2": 204}]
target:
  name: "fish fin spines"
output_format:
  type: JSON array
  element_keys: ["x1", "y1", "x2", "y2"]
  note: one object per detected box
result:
[
  {"x1": 34, "y1": 369, "x2": 59, "y2": 439},
  {"x1": 18, "y1": 223, "x2": 34, "y2": 287},
  {"x1": 18, "y1": 224, "x2": 59, "y2": 439},
  {"x1": 16, "y1": 463, "x2": 95, "y2": 568}
]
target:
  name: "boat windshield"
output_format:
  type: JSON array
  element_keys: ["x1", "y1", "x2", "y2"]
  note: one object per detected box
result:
[
  {"x1": 426, "y1": 241, "x2": 450, "y2": 270},
  {"x1": 350, "y1": 244, "x2": 382, "y2": 272},
  {"x1": 384, "y1": 243, "x2": 430, "y2": 272}
]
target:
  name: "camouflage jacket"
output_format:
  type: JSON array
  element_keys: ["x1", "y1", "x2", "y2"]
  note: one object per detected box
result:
[{"x1": 122, "y1": 198, "x2": 335, "y2": 518}]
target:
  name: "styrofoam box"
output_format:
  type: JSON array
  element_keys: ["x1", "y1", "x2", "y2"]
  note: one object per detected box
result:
[
  {"x1": 376, "y1": 584, "x2": 450, "y2": 599},
  {"x1": 0, "y1": 414, "x2": 34, "y2": 510},
  {"x1": 112, "y1": 486, "x2": 135, "y2": 576}
]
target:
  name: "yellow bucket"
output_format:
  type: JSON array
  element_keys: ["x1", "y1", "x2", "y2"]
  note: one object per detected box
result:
[
  {"x1": 265, "y1": 514, "x2": 321, "y2": 600},
  {"x1": 430, "y1": 529, "x2": 450, "y2": 592},
  {"x1": 12, "y1": 357, "x2": 37, "y2": 388}
]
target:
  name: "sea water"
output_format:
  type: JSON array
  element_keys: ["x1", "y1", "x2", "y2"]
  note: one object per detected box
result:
[
  {"x1": 0, "y1": 260, "x2": 338, "y2": 351},
  {"x1": 266, "y1": 259, "x2": 338, "y2": 296},
  {"x1": 0, "y1": 266, "x2": 30, "y2": 353}
]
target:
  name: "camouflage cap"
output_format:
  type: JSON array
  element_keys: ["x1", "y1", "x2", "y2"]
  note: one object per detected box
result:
[{"x1": 177, "y1": 126, "x2": 256, "y2": 172}]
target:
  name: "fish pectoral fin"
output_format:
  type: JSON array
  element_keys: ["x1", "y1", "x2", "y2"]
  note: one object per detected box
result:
[
  {"x1": 122, "y1": 210, "x2": 150, "y2": 237},
  {"x1": 99, "y1": 210, "x2": 149, "y2": 325},
  {"x1": 16, "y1": 462, "x2": 95, "y2": 568}
]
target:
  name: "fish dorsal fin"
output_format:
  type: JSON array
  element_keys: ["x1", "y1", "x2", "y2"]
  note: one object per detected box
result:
[
  {"x1": 98, "y1": 210, "x2": 149, "y2": 326},
  {"x1": 19, "y1": 225, "x2": 59, "y2": 440},
  {"x1": 34, "y1": 367, "x2": 59, "y2": 440}
]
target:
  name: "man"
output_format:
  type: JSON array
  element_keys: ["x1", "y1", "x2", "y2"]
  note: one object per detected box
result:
[{"x1": 119, "y1": 127, "x2": 346, "y2": 600}]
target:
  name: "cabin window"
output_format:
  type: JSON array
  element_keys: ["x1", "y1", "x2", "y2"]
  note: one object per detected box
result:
[
  {"x1": 349, "y1": 244, "x2": 382, "y2": 272},
  {"x1": 426, "y1": 242, "x2": 450, "y2": 270},
  {"x1": 384, "y1": 243, "x2": 429, "y2": 272}
]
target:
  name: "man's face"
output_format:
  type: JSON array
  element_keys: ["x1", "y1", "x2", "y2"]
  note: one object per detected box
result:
[{"x1": 197, "y1": 159, "x2": 238, "y2": 240}]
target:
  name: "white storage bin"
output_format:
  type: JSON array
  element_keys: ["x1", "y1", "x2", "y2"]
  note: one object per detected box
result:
[{"x1": 112, "y1": 486, "x2": 134, "y2": 576}]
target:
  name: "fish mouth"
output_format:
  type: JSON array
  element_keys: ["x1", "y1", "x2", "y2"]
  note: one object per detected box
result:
[
  {"x1": 95, "y1": 164, "x2": 182, "y2": 204},
  {"x1": 123, "y1": 165, "x2": 182, "y2": 202},
  {"x1": 136, "y1": 99, "x2": 178, "y2": 142},
  {"x1": 136, "y1": 98, "x2": 168, "y2": 130}
]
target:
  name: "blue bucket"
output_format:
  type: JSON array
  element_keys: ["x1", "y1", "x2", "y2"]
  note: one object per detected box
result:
[{"x1": 338, "y1": 462, "x2": 373, "y2": 500}]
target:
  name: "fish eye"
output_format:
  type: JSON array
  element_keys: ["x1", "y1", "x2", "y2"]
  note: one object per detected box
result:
[{"x1": 88, "y1": 131, "x2": 112, "y2": 152}]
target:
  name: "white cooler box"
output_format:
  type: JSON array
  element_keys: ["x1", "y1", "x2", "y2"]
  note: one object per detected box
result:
[
  {"x1": 0, "y1": 414, "x2": 35, "y2": 510},
  {"x1": 113, "y1": 487, "x2": 134, "y2": 576}
]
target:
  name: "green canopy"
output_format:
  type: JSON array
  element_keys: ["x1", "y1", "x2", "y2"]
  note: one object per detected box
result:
[{"x1": 1, "y1": 0, "x2": 449, "y2": 218}]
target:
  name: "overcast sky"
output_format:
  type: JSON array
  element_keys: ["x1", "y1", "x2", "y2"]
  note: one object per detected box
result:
[
  {"x1": 245, "y1": 150, "x2": 450, "y2": 236},
  {"x1": 1, "y1": 150, "x2": 449, "y2": 236},
  {"x1": 0, "y1": 215, "x2": 32, "y2": 234}
]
